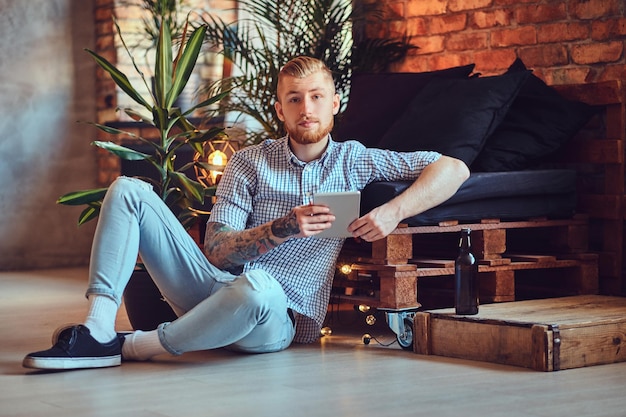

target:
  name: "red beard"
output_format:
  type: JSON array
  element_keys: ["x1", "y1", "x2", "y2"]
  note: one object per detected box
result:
[{"x1": 287, "y1": 117, "x2": 334, "y2": 145}]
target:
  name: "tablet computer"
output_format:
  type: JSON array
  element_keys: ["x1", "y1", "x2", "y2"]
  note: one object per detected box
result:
[{"x1": 312, "y1": 191, "x2": 361, "y2": 238}]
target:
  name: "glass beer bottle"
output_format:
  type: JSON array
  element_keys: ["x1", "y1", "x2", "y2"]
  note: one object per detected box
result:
[{"x1": 455, "y1": 228, "x2": 479, "y2": 315}]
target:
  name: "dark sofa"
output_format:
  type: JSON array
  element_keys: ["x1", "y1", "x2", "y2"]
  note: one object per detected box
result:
[{"x1": 333, "y1": 58, "x2": 597, "y2": 226}]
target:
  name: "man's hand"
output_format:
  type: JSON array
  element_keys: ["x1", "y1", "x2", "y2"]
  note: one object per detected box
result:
[
  {"x1": 347, "y1": 205, "x2": 400, "y2": 242},
  {"x1": 273, "y1": 204, "x2": 336, "y2": 239}
]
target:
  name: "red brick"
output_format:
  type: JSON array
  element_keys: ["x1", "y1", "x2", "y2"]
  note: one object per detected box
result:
[
  {"x1": 543, "y1": 67, "x2": 593, "y2": 85},
  {"x1": 446, "y1": 32, "x2": 489, "y2": 51},
  {"x1": 389, "y1": 20, "x2": 410, "y2": 38},
  {"x1": 473, "y1": 48, "x2": 517, "y2": 73},
  {"x1": 94, "y1": 6, "x2": 113, "y2": 22},
  {"x1": 398, "y1": 56, "x2": 433, "y2": 73},
  {"x1": 427, "y1": 53, "x2": 475, "y2": 70},
  {"x1": 494, "y1": 0, "x2": 536, "y2": 5},
  {"x1": 428, "y1": 14, "x2": 468, "y2": 34},
  {"x1": 571, "y1": 0, "x2": 621, "y2": 20},
  {"x1": 387, "y1": 2, "x2": 405, "y2": 19},
  {"x1": 449, "y1": 0, "x2": 493, "y2": 12},
  {"x1": 406, "y1": 17, "x2": 429, "y2": 36},
  {"x1": 407, "y1": 0, "x2": 447, "y2": 17},
  {"x1": 413, "y1": 35, "x2": 446, "y2": 54},
  {"x1": 571, "y1": 41, "x2": 624, "y2": 65},
  {"x1": 537, "y1": 22, "x2": 590, "y2": 43},
  {"x1": 596, "y1": 64, "x2": 626, "y2": 82},
  {"x1": 491, "y1": 26, "x2": 537, "y2": 47},
  {"x1": 519, "y1": 44, "x2": 569, "y2": 67},
  {"x1": 515, "y1": 3, "x2": 567, "y2": 24},
  {"x1": 591, "y1": 18, "x2": 626, "y2": 41},
  {"x1": 96, "y1": 21, "x2": 114, "y2": 37},
  {"x1": 471, "y1": 9, "x2": 512, "y2": 29}
]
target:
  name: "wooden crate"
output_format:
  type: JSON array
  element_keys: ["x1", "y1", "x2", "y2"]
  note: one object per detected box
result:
[{"x1": 413, "y1": 295, "x2": 626, "y2": 371}]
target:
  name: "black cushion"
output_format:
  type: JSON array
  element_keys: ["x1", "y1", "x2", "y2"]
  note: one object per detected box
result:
[
  {"x1": 471, "y1": 58, "x2": 598, "y2": 172},
  {"x1": 360, "y1": 169, "x2": 577, "y2": 226},
  {"x1": 333, "y1": 64, "x2": 475, "y2": 147},
  {"x1": 376, "y1": 70, "x2": 531, "y2": 165}
]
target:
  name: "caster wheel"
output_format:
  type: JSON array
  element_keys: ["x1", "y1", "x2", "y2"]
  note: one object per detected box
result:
[{"x1": 396, "y1": 317, "x2": 414, "y2": 350}]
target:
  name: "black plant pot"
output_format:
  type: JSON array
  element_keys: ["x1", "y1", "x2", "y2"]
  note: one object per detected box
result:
[{"x1": 123, "y1": 269, "x2": 178, "y2": 331}]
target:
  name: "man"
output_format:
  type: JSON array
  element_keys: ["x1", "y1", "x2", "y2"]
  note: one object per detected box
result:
[{"x1": 23, "y1": 56, "x2": 469, "y2": 370}]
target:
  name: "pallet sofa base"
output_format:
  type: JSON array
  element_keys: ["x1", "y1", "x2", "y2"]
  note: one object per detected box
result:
[{"x1": 332, "y1": 216, "x2": 598, "y2": 310}]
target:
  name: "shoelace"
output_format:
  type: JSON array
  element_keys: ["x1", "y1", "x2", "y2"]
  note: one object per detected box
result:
[{"x1": 56, "y1": 326, "x2": 81, "y2": 354}]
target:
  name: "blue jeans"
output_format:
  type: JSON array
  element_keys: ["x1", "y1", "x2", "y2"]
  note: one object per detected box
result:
[{"x1": 86, "y1": 177, "x2": 296, "y2": 355}]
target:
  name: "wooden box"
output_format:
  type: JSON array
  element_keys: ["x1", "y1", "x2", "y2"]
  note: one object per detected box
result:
[{"x1": 413, "y1": 295, "x2": 626, "y2": 371}]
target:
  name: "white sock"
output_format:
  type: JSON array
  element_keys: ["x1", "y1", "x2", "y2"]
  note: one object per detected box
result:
[
  {"x1": 121, "y1": 330, "x2": 168, "y2": 361},
  {"x1": 83, "y1": 295, "x2": 118, "y2": 343}
]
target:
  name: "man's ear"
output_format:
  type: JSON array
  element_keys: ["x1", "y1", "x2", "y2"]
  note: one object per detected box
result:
[
  {"x1": 332, "y1": 93, "x2": 340, "y2": 116},
  {"x1": 274, "y1": 101, "x2": 285, "y2": 122}
]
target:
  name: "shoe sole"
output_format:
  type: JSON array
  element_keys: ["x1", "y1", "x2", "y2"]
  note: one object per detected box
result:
[{"x1": 22, "y1": 354, "x2": 121, "y2": 370}]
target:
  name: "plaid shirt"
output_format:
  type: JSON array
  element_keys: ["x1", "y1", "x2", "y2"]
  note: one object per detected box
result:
[{"x1": 209, "y1": 136, "x2": 440, "y2": 343}]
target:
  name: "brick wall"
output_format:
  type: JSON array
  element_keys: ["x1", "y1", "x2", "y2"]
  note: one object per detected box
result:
[{"x1": 368, "y1": 0, "x2": 625, "y2": 85}]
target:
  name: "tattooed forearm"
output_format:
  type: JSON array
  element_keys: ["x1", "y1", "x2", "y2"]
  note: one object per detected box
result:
[
  {"x1": 204, "y1": 221, "x2": 288, "y2": 270},
  {"x1": 271, "y1": 211, "x2": 300, "y2": 238}
]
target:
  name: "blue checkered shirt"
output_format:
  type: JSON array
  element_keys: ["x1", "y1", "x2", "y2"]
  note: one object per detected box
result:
[{"x1": 209, "y1": 136, "x2": 440, "y2": 343}]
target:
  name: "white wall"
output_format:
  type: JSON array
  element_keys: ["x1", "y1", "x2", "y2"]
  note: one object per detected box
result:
[{"x1": 0, "y1": 0, "x2": 98, "y2": 269}]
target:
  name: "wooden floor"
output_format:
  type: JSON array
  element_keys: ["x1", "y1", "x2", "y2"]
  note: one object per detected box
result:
[{"x1": 1, "y1": 268, "x2": 625, "y2": 417}]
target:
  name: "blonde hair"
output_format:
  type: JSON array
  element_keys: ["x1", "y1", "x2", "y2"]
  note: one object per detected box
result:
[{"x1": 277, "y1": 56, "x2": 335, "y2": 96}]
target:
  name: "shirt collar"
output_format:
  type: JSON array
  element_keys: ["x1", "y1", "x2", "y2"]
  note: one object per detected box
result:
[{"x1": 284, "y1": 135, "x2": 335, "y2": 167}]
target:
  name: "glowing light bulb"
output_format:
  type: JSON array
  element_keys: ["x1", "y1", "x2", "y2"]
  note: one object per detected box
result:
[
  {"x1": 207, "y1": 150, "x2": 228, "y2": 184},
  {"x1": 320, "y1": 326, "x2": 332, "y2": 336},
  {"x1": 365, "y1": 315, "x2": 376, "y2": 325},
  {"x1": 358, "y1": 305, "x2": 370, "y2": 313},
  {"x1": 339, "y1": 264, "x2": 352, "y2": 275},
  {"x1": 362, "y1": 333, "x2": 372, "y2": 345}
]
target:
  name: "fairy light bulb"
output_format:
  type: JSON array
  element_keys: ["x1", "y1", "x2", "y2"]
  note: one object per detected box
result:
[
  {"x1": 362, "y1": 334, "x2": 372, "y2": 345},
  {"x1": 320, "y1": 326, "x2": 332, "y2": 336},
  {"x1": 365, "y1": 315, "x2": 376, "y2": 325},
  {"x1": 358, "y1": 305, "x2": 370, "y2": 313},
  {"x1": 339, "y1": 264, "x2": 352, "y2": 275}
]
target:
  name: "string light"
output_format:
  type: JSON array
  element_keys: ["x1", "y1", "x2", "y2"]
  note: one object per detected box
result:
[
  {"x1": 338, "y1": 264, "x2": 352, "y2": 275},
  {"x1": 361, "y1": 333, "x2": 398, "y2": 347}
]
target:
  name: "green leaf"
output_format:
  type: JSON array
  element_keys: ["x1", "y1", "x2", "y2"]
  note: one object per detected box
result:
[
  {"x1": 57, "y1": 188, "x2": 108, "y2": 206},
  {"x1": 166, "y1": 24, "x2": 208, "y2": 109},
  {"x1": 78, "y1": 205, "x2": 101, "y2": 226},
  {"x1": 84, "y1": 48, "x2": 151, "y2": 110},
  {"x1": 170, "y1": 171, "x2": 205, "y2": 204},
  {"x1": 188, "y1": 126, "x2": 226, "y2": 143},
  {"x1": 84, "y1": 121, "x2": 140, "y2": 139},
  {"x1": 92, "y1": 141, "x2": 151, "y2": 161},
  {"x1": 122, "y1": 108, "x2": 154, "y2": 125},
  {"x1": 154, "y1": 19, "x2": 173, "y2": 108}
]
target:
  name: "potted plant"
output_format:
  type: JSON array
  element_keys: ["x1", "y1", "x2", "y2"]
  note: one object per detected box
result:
[
  {"x1": 59, "y1": 7, "x2": 230, "y2": 330},
  {"x1": 200, "y1": 0, "x2": 416, "y2": 145}
]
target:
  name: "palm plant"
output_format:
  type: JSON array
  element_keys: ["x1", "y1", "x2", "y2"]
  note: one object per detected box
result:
[
  {"x1": 58, "y1": 11, "x2": 229, "y2": 231},
  {"x1": 200, "y1": 0, "x2": 415, "y2": 145}
]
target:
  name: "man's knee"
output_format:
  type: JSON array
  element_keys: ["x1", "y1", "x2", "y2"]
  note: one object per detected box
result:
[
  {"x1": 230, "y1": 270, "x2": 284, "y2": 310},
  {"x1": 109, "y1": 176, "x2": 152, "y2": 195}
]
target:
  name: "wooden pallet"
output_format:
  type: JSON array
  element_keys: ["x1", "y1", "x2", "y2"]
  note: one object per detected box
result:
[{"x1": 332, "y1": 217, "x2": 599, "y2": 310}]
